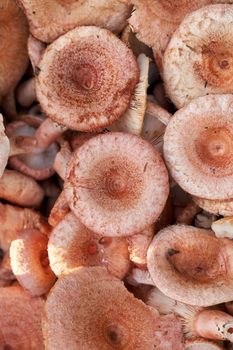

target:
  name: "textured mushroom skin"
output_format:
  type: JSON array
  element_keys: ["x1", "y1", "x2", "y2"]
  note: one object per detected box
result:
[{"x1": 36, "y1": 26, "x2": 139, "y2": 132}]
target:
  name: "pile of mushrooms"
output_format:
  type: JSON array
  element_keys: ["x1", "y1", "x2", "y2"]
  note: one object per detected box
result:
[{"x1": 3, "y1": 0, "x2": 233, "y2": 349}]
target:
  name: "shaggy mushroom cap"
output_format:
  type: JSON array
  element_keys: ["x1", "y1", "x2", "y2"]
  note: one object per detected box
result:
[
  {"x1": 0, "y1": 114, "x2": 10, "y2": 177},
  {"x1": 48, "y1": 212, "x2": 130, "y2": 279},
  {"x1": 65, "y1": 132, "x2": 169, "y2": 236},
  {"x1": 163, "y1": 4, "x2": 233, "y2": 108},
  {"x1": 36, "y1": 26, "x2": 139, "y2": 132},
  {"x1": 185, "y1": 339, "x2": 224, "y2": 349},
  {"x1": 43, "y1": 266, "x2": 159, "y2": 349},
  {"x1": 0, "y1": 285, "x2": 44, "y2": 349},
  {"x1": 19, "y1": 0, "x2": 131, "y2": 43},
  {"x1": 164, "y1": 94, "x2": 233, "y2": 200},
  {"x1": 147, "y1": 224, "x2": 233, "y2": 306},
  {"x1": 10, "y1": 229, "x2": 56, "y2": 296},
  {"x1": 0, "y1": 0, "x2": 28, "y2": 98}
]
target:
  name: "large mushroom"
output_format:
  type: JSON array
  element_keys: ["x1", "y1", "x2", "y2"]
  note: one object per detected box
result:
[
  {"x1": 163, "y1": 4, "x2": 233, "y2": 108},
  {"x1": 65, "y1": 132, "x2": 169, "y2": 236},
  {"x1": 18, "y1": 0, "x2": 132, "y2": 43},
  {"x1": 147, "y1": 224, "x2": 233, "y2": 306},
  {"x1": 36, "y1": 26, "x2": 139, "y2": 132},
  {"x1": 164, "y1": 94, "x2": 233, "y2": 200}
]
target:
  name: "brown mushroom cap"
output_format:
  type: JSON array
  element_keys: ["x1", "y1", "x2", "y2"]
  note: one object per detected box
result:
[
  {"x1": 65, "y1": 132, "x2": 169, "y2": 236},
  {"x1": 48, "y1": 212, "x2": 130, "y2": 279},
  {"x1": 0, "y1": 0, "x2": 28, "y2": 98},
  {"x1": 0, "y1": 285, "x2": 44, "y2": 349},
  {"x1": 193, "y1": 196, "x2": 233, "y2": 216},
  {"x1": 164, "y1": 94, "x2": 233, "y2": 200},
  {"x1": 43, "y1": 266, "x2": 159, "y2": 349},
  {"x1": 10, "y1": 229, "x2": 56, "y2": 296},
  {"x1": 36, "y1": 26, "x2": 139, "y2": 132},
  {"x1": 19, "y1": 0, "x2": 131, "y2": 43},
  {"x1": 163, "y1": 4, "x2": 233, "y2": 108},
  {"x1": 147, "y1": 224, "x2": 233, "y2": 306}
]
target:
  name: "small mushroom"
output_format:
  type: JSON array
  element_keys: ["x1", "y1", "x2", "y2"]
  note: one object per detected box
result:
[
  {"x1": 0, "y1": 285, "x2": 44, "y2": 349},
  {"x1": 185, "y1": 339, "x2": 224, "y2": 350},
  {"x1": 211, "y1": 217, "x2": 233, "y2": 239},
  {"x1": 36, "y1": 26, "x2": 139, "y2": 132},
  {"x1": 43, "y1": 266, "x2": 159, "y2": 349},
  {"x1": 10, "y1": 229, "x2": 56, "y2": 296},
  {"x1": 48, "y1": 212, "x2": 130, "y2": 279},
  {"x1": 163, "y1": 4, "x2": 233, "y2": 108},
  {"x1": 147, "y1": 224, "x2": 233, "y2": 306},
  {"x1": 19, "y1": 0, "x2": 132, "y2": 43},
  {"x1": 65, "y1": 132, "x2": 169, "y2": 236},
  {"x1": 164, "y1": 94, "x2": 233, "y2": 200}
]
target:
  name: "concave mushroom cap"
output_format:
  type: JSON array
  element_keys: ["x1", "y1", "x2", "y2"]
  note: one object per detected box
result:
[
  {"x1": 0, "y1": 114, "x2": 10, "y2": 177},
  {"x1": 0, "y1": 0, "x2": 28, "y2": 97},
  {"x1": 185, "y1": 339, "x2": 224, "y2": 350},
  {"x1": 193, "y1": 196, "x2": 233, "y2": 216},
  {"x1": 65, "y1": 132, "x2": 169, "y2": 236},
  {"x1": 164, "y1": 94, "x2": 233, "y2": 200},
  {"x1": 48, "y1": 212, "x2": 130, "y2": 279},
  {"x1": 19, "y1": 0, "x2": 131, "y2": 43},
  {"x1": 43, "y1": 266, "x2": 159, "y2": 349},
  {"x1": 147, "y1": 224, "x2": 233, "y2": 306},
  {"x1": 0, "y1": 285, "x2": 44, "y2": 349},
  {"x1": 163, "y1": 4, "x2": 233, "y2": 108},
  {"x1": 36, "y1": 26, "x2": 139, "y2": 132},
  {"x1": 10, "y1": 229, "x2": 56, "y2": 296}
]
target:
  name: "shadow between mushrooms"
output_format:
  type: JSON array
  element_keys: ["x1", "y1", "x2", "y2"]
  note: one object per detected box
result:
[
  {"x1": 64, "y1": 132, "x2": 169, "y2": 236},
  {"x1": 36, "y1": 26, "x2": 139, "y2": 132}
]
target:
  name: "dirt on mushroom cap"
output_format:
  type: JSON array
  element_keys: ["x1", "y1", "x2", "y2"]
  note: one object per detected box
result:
[
  {"x1": 36, "y1": 26, "x2": 139, "y2": 132},
  {"x1": 19, "y1": 0, "x2": 132, "y2": 43},
  {"x1": 164, "y1": 94, "x2": 233, "y2": 200},
  {"x1": 163, "y1": 4, "x2": 233, "y2": 108},
  {"x1": 65, "y1": 132, "x2": 169, "y2": 236}
]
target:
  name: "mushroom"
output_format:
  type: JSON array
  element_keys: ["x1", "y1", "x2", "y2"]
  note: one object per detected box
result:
[
  {"x1": 10, "y1": 228, "x2": 56, "y2": 296},
  {"x1": 194, "y1": 211, "x2": 218, "y2": 229},
  {"x1": 0, "y1": 0, "x2": 28, "y2": 99},
  {"x1": 18, "y1": 0, "x2": 132, "y2": 43},
  {"x1": 36, "y1": 26, "x2": 139, "y2": 132},
  {"x1": 53, "y1": 139, "x2": 72, "y2": 180},
  {"x1": 27, "y1": 34, "x2": 46, "y2": 71},
  {"x1": 211, "y1": 217, "x2": 233, "y2": 239},
  {"x1": 163, "y1": 4, "x2": 233, "y2": 108},
  {"x1": 147, "y1": 224, "x2": 233, "y2": 306},
  {"x1": 48, "y1": 212, "x2": 130, "y2": 279},
  {"x1": 48, "y1": 190, "x2": 70, "y2": 227},
  {"x1": 16, "y1": 78, "x2": 36, "y2": 108},
  {"x1": 185, "y1": 339, "x2": 224, "y2": 350},
  {"x1": 43, "y1": 266, "x2": 168, "y2": 349},
  {"x1": 164, "y1": 94, "x2": 233, "y2": 200},
  {"x1": 0, "y1": 285, "x2": 44, "y2": 349},
  {"x1": 0, "y1": 114, "x2": 10, "y2": 177},
  {"x1": 193, "y1": 196, "x2": 233, "y2": 217},
  {"x1": 65, "y1": 132, "x2": 169, "y2": 236},
  {"x1": 148, "y1": 287, "x2": 233, "y2": 343},
  {"x1": 0, "y1": 169, "x2": 44, "y2": 208}
]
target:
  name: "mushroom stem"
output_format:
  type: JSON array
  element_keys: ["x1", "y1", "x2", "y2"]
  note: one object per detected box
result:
[
  {"x1": 53, "y1": 140, "x2": 72, "y2": 180},
  {"x1": 194, "y1": 310, "x2": 233, "y2": 342},
  {"x1": 34, "y1": 118, "x2": 67, "y2": 150},
  {"x1": 9, "y1": 135, "x2": 38, "y2": 156},
  {"x1": 146, "y1": 100, "x2": 171, "y2": 126},
  {"x1": 127, "y1": 268, "x2": 154, "y2": 286}
]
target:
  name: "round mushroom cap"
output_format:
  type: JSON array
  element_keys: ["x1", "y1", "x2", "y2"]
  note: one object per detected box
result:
[
  {"x1": 0, "y1": 0, "x2": 28, "y2": 98},
  {"x1": 0, "y1": 285, "x2": 44, "y2": 349},
  {"x1": 19, "y1": 0, "x2": 131, "y2": 43},
  {"x1": 185, "y1": 339, "x2": 224, "y2": 350},
  {"x1": 43, "y1": 266, "x2": 158, "y2": 349},
  {"x1": 164, "y1": 94, "x2": 233, "y2": 200},
  {"x1": 36, "y1": 26, "x2": 139, "y2": 132},
  {"x1": 163, "y1": 4, "x2": 233, "y2": 108},
  {"x1": 48, "y1": 212, "x2": 130, "y2": 279},
  {"x1": 193, "y1": 196, "x2": 233, "y2": 216},
  {"x1": 147, "y1": 224, "x2": 233, "y2": 306},
  {"x1": 65, "y1": 132, "x2": 169, "y2": 236}
]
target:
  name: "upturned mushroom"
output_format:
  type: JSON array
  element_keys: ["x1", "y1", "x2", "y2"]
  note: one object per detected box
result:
[
  {"x1": 65, "y1": 132, "x2": 169, "y2": 236},
  {"x1": 163, "y1": 4, "x2": 233, "y2": 108},
  {"x1": 19, "y1": 0, "x2": 132, "y2": 43},
  {"x1": 36, "y1": 26, "x2": 139, "y2": 132},
  {"x1": 48, "y1": 212, "x2": 130, "y2": 279},
  {"x1": 164, "y1": 94, "x2": 233, "y2": 200},
  {"x1": 147, "y1": 224, "x2": 233, "y2": 306}
]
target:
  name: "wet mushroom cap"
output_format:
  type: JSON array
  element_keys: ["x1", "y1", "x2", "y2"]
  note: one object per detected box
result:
[
  {"x1": 43, "y1": 266, "x2": 158, "y2": 350},
  {"x1": 36, "y1": 26, "x2": 139, "y2": 132},
  {"x1": 19, "y1": 0, "x2": 131, "y2": 43},
  {"x1": 65, "y1": 132, "x2": 169, "y2": 236},
  {"x1": 0, "y1": 0, "x2": 29, "y2": 97},
  {"x1": 0, "y1": 285, "x2": 44, "y2": 349},
  {"x1": 164, "y1": 94, "x2": 233, "y2": 200},
  {"x1": 163, "y1": 4, "x2": 233, "y2": 108},
  {"x1": 147, "y1": 224, "x2": 233, "y2": 306},
  {"x1": 48, "y1": 212, "x2": 130, "y2": 279}
]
